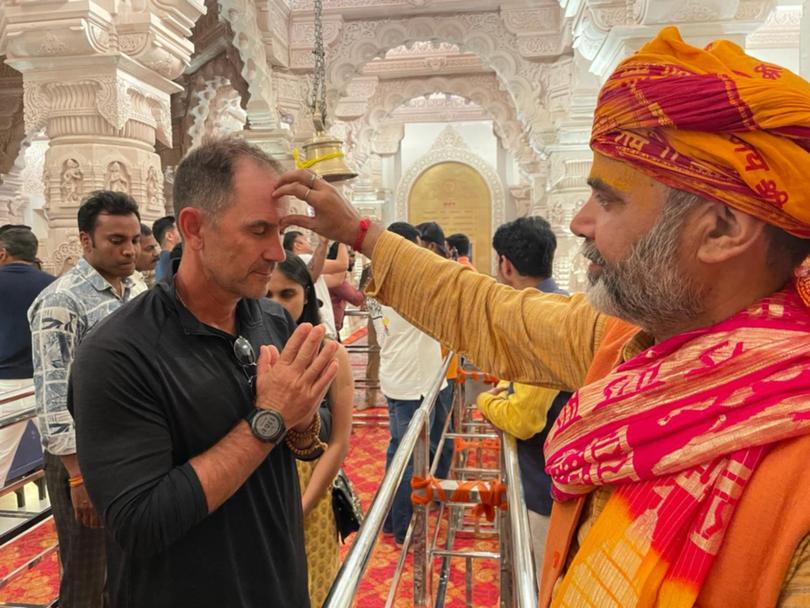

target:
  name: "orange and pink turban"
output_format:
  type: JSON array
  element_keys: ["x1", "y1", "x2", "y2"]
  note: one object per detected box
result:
[{"x1": 591, "y1": 26, "x2": 810, "y2": 239}]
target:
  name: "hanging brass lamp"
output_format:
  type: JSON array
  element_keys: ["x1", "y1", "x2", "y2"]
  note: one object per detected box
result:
[{"x1": 297, "y1": 0, "x2": 357, "y2": 183}]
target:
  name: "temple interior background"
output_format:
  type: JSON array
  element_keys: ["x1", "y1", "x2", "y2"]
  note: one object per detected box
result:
[{"x1": 0, "y1": 0, "x2": 808, "y2": 288}]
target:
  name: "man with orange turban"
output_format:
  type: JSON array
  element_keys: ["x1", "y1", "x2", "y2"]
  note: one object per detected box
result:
[{"x1": 274, "y1": 27, "x2": 810, "y2": 607}]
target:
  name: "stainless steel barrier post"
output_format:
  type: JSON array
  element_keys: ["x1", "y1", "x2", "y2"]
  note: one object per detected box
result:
[
  {"x1": 323, "y1": 354, "x2": 452, "y2": 608},
  {"x1": 412, "y1": 394, "x2": 432, "y2": 607},
  {"x1": 499, "y1": 441, "x2": 513, "y2": 608},
  {"x1": 502, "y1": 433, "x2": 539, "y2": 608}
]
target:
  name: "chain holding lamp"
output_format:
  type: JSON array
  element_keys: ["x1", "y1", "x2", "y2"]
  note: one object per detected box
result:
[{"x1": 296, "y1": 0, "x2": 357, "y2": 182}]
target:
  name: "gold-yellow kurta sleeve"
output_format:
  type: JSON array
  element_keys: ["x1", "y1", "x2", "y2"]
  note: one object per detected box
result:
[{"x1": 366, "y1": 231, "x2": 606, "y2": 392}]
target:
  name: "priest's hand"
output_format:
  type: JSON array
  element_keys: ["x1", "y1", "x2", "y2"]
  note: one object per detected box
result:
[{"x1": 274, "y1": 170, "x2": 383, "y2": 257}]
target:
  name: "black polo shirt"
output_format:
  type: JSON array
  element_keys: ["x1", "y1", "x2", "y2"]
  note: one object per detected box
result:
[{"x1": 69, "y1": 281, "x2": 308, "y2": 608}]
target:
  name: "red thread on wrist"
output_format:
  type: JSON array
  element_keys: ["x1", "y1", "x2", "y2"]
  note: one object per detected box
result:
[{"x1": 353, "y1": 217, "x2": 371, "y2": 252}]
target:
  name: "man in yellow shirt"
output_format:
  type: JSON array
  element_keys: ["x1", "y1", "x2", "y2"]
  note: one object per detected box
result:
[
  {"x1": 275, "y1": 28, "x2": 810, "y2": 608},
  {"x1": 477, "y1": 217, "x2": 571, "y2": 581}
]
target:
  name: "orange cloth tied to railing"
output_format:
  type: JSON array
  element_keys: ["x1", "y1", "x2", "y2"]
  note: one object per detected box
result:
[
  {"x1": 454, "y1": 369, "x2": 499, "y2": 385},
  {"x1": 453, "y1": 437, "x2": 500, "y2": 454},
  {"x1": 411, "y1": 476, "x2": 507, "y2": 522}
]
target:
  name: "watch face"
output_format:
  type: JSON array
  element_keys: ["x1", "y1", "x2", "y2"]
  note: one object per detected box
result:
[{"x1": 254, "y1": 410, "x2": 283, "y2": 440}]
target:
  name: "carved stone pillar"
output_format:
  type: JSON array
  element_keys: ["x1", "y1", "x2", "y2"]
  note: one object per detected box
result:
[
  {"x1": 543, "y1": 144, "x2": 592, "y2": 292},
  {"x1": 218, "y1": 0, "x2": 293, "y2": 159},
  {"x1": 538, "y1": 49, "x2": 601, "y2": 292},
  {"x1": 1, "y1": 0, "x2": 204, "y2": 272}
]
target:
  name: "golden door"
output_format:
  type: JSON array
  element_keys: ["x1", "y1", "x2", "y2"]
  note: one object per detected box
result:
[{"x1": 407, "y1": 161, "x2": 493, "y2": 274}]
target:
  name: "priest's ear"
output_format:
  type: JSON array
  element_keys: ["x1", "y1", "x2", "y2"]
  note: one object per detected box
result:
[{"x1": 692, "y1": 202, "x2": 767, "y2": 265}]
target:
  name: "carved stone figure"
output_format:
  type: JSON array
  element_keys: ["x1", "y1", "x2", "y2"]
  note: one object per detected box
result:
[
  {"x1": 107, "y1": 161, "x2": 129, "y2": 193},
  {"x1": 509, "y1": 185, "x2": 532, "y2": 218},
  {"x1": 60, "y1": 158, "x2": 83, "y2": 205},
  {"x1": 550, "y1": 201, "x2": 565, "y2": 227},
  {"x1": 146, "y1": 165, "x2": 160, "y2": 209}
]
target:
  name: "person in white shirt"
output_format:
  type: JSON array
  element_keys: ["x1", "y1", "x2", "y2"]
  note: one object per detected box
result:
[{"x1": 374, "y1": 222, "x2": 447, "y2": 544}]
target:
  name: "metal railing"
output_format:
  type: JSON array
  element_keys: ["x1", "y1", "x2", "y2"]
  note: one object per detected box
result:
[
  {"x1": 324, "y1": 353, "x2": 452, "y2": 606},
  {"x1": 501, "y1": 433, "x2": 539, "y2": 608},
  {"x1": 324, "y1": 357, "x2": 539, "y2": 607},
  {"x1": 0, "y1": 382, "x2": 55, "y2": 606}
]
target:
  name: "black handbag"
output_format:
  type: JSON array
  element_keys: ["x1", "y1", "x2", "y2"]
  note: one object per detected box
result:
[{"x1": 332, "y1": 469, "x2": 363, "y2": 543}]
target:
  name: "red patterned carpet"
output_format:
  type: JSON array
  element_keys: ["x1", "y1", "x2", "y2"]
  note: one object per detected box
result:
[
  {"x1": 345, "y1": 335, "x2": 500, "y2": 607},
  {"x1": 0, "y1": 519, "x2": 59, "y2": 605},
  {"x1": 341, "y1": 422, "x2": 500, "y2": 608}
]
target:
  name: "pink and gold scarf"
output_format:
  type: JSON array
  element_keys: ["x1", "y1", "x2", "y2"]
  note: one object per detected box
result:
[{"x1": 545, "y1": 286, "x2": 810, "y2": 607}]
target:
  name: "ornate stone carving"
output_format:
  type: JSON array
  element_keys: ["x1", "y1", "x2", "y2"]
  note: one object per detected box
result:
[
  {"x1": 146, "y1": 165, "x2": 162, "y2": 211},
  {"x1": 747, "y1": 5, "x2": 802, "y2": 49},
  {"x1": 549, "y1": 201, "x2": 566, "y2": 227},
  {"x1": 502, "y1": 7, "x2": 561, "y2": 35},
  {"x1": 500, "y1": 5, "x2": 569, "y2": 60},
  {"x1": 59, "y1": 159, "x2": 84, "y2": 205},
  {"x1": 509, "y1": 184, "x2": 532, "y2": 218},
  {"x1": 219, "y1": 0, "x2": 281, "y2": 128},
  {"x1": 22, "y1": 82, "x2": 50, "y2": 136},
  {"x1": 20, "y1": 137, "x2": 49, "y2": 217},
  {"x1": 386, "y1": 41, "x2": 460, "y2": 56},
  {"x1": 589, "y1": 3, "x2": 630, "y2": 30},
  {"x1": 96, "y1": 77, "x2": 133, "y2": 131},
  {"x1": 290, "y1": 19, "x2": 344, "y2": 49},
  {"x1": 119, "y1": 33, "x2": 150, "y2": 55},
  {"x1": 106, "y1": 161, "x2": 131, "y2": 194},
  {"x1": 50, "y1": 235, "x2": 84, "y2": 275},
  {"x1": 149, "y1": 98, "x2": 174, "y2": 148},
  {"x1": 87, "y1": 24, "x2": 112, "y2": 53},
  {"x1": 371, "y1": 123, "x2": 404, "y2": 155},
  {"x1": 735, "y1": 0, "x2": 774, "y2": 22},
  {"x1": 0, "y1": 68, "x2": 24, "y2": 178},
  {"x1": 429, "y1": 124, "x2": 467, "y2": 150},
  {"x1": 0, "y1": 139, "x2": 28, "y2": 226},
  {"x1": 568, "y1": 248, "x2": 590, "y2": 293},
  {"x1": 351, "y1": 74, "x2": 540, "y2": 171},
  {"x1": 324, "y1": 12, "x2": 549, "y2": 152},
  {"x1": 185, "y1": 75, "x2": 247, "y2": 149},
  {"x1": 634, "y1": 0, "x2": 736, "y2": 24},
  {"x1": 40, "y1": 32, "x2": 68, "y2": 56}
]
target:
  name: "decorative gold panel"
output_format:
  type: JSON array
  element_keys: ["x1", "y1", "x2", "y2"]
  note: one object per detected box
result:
[{"x1": 407, "y1": 161, "x2": 492, "y2": 273}]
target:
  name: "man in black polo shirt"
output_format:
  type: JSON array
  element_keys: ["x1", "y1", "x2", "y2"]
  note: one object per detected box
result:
[
  {"x1": 69, "y1": 138, "x2": 339, "y2": 608},
  {"x1": 0, "y1": 226, "x2": 54, "y2": 389}
]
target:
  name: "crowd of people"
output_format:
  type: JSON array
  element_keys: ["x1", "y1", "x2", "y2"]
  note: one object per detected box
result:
[{"x1": 0, "y1": 25, "x2": 808, "y2": 608}]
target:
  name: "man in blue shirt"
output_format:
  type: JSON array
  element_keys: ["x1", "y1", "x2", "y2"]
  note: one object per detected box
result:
[
  {"x1": 0, "y1": 225, "x2": 54, "y2": 388},
  {"x1": 152, "y1": 215, "x2": 181, "y2": 282}
]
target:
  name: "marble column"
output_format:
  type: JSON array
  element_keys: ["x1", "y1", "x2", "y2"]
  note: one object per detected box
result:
[{"x1": 1, "y1": 0, "x2": 204, "y2": 272}]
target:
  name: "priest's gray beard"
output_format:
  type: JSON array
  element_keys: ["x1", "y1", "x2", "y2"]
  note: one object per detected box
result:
[{"x1": 582, "y1": 190, "x2": 709, "y2": 336}]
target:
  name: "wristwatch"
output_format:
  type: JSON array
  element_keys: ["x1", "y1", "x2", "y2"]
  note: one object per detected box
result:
[{"x1": 246, "y1": 408, "x2": 286, "y2": 443}]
